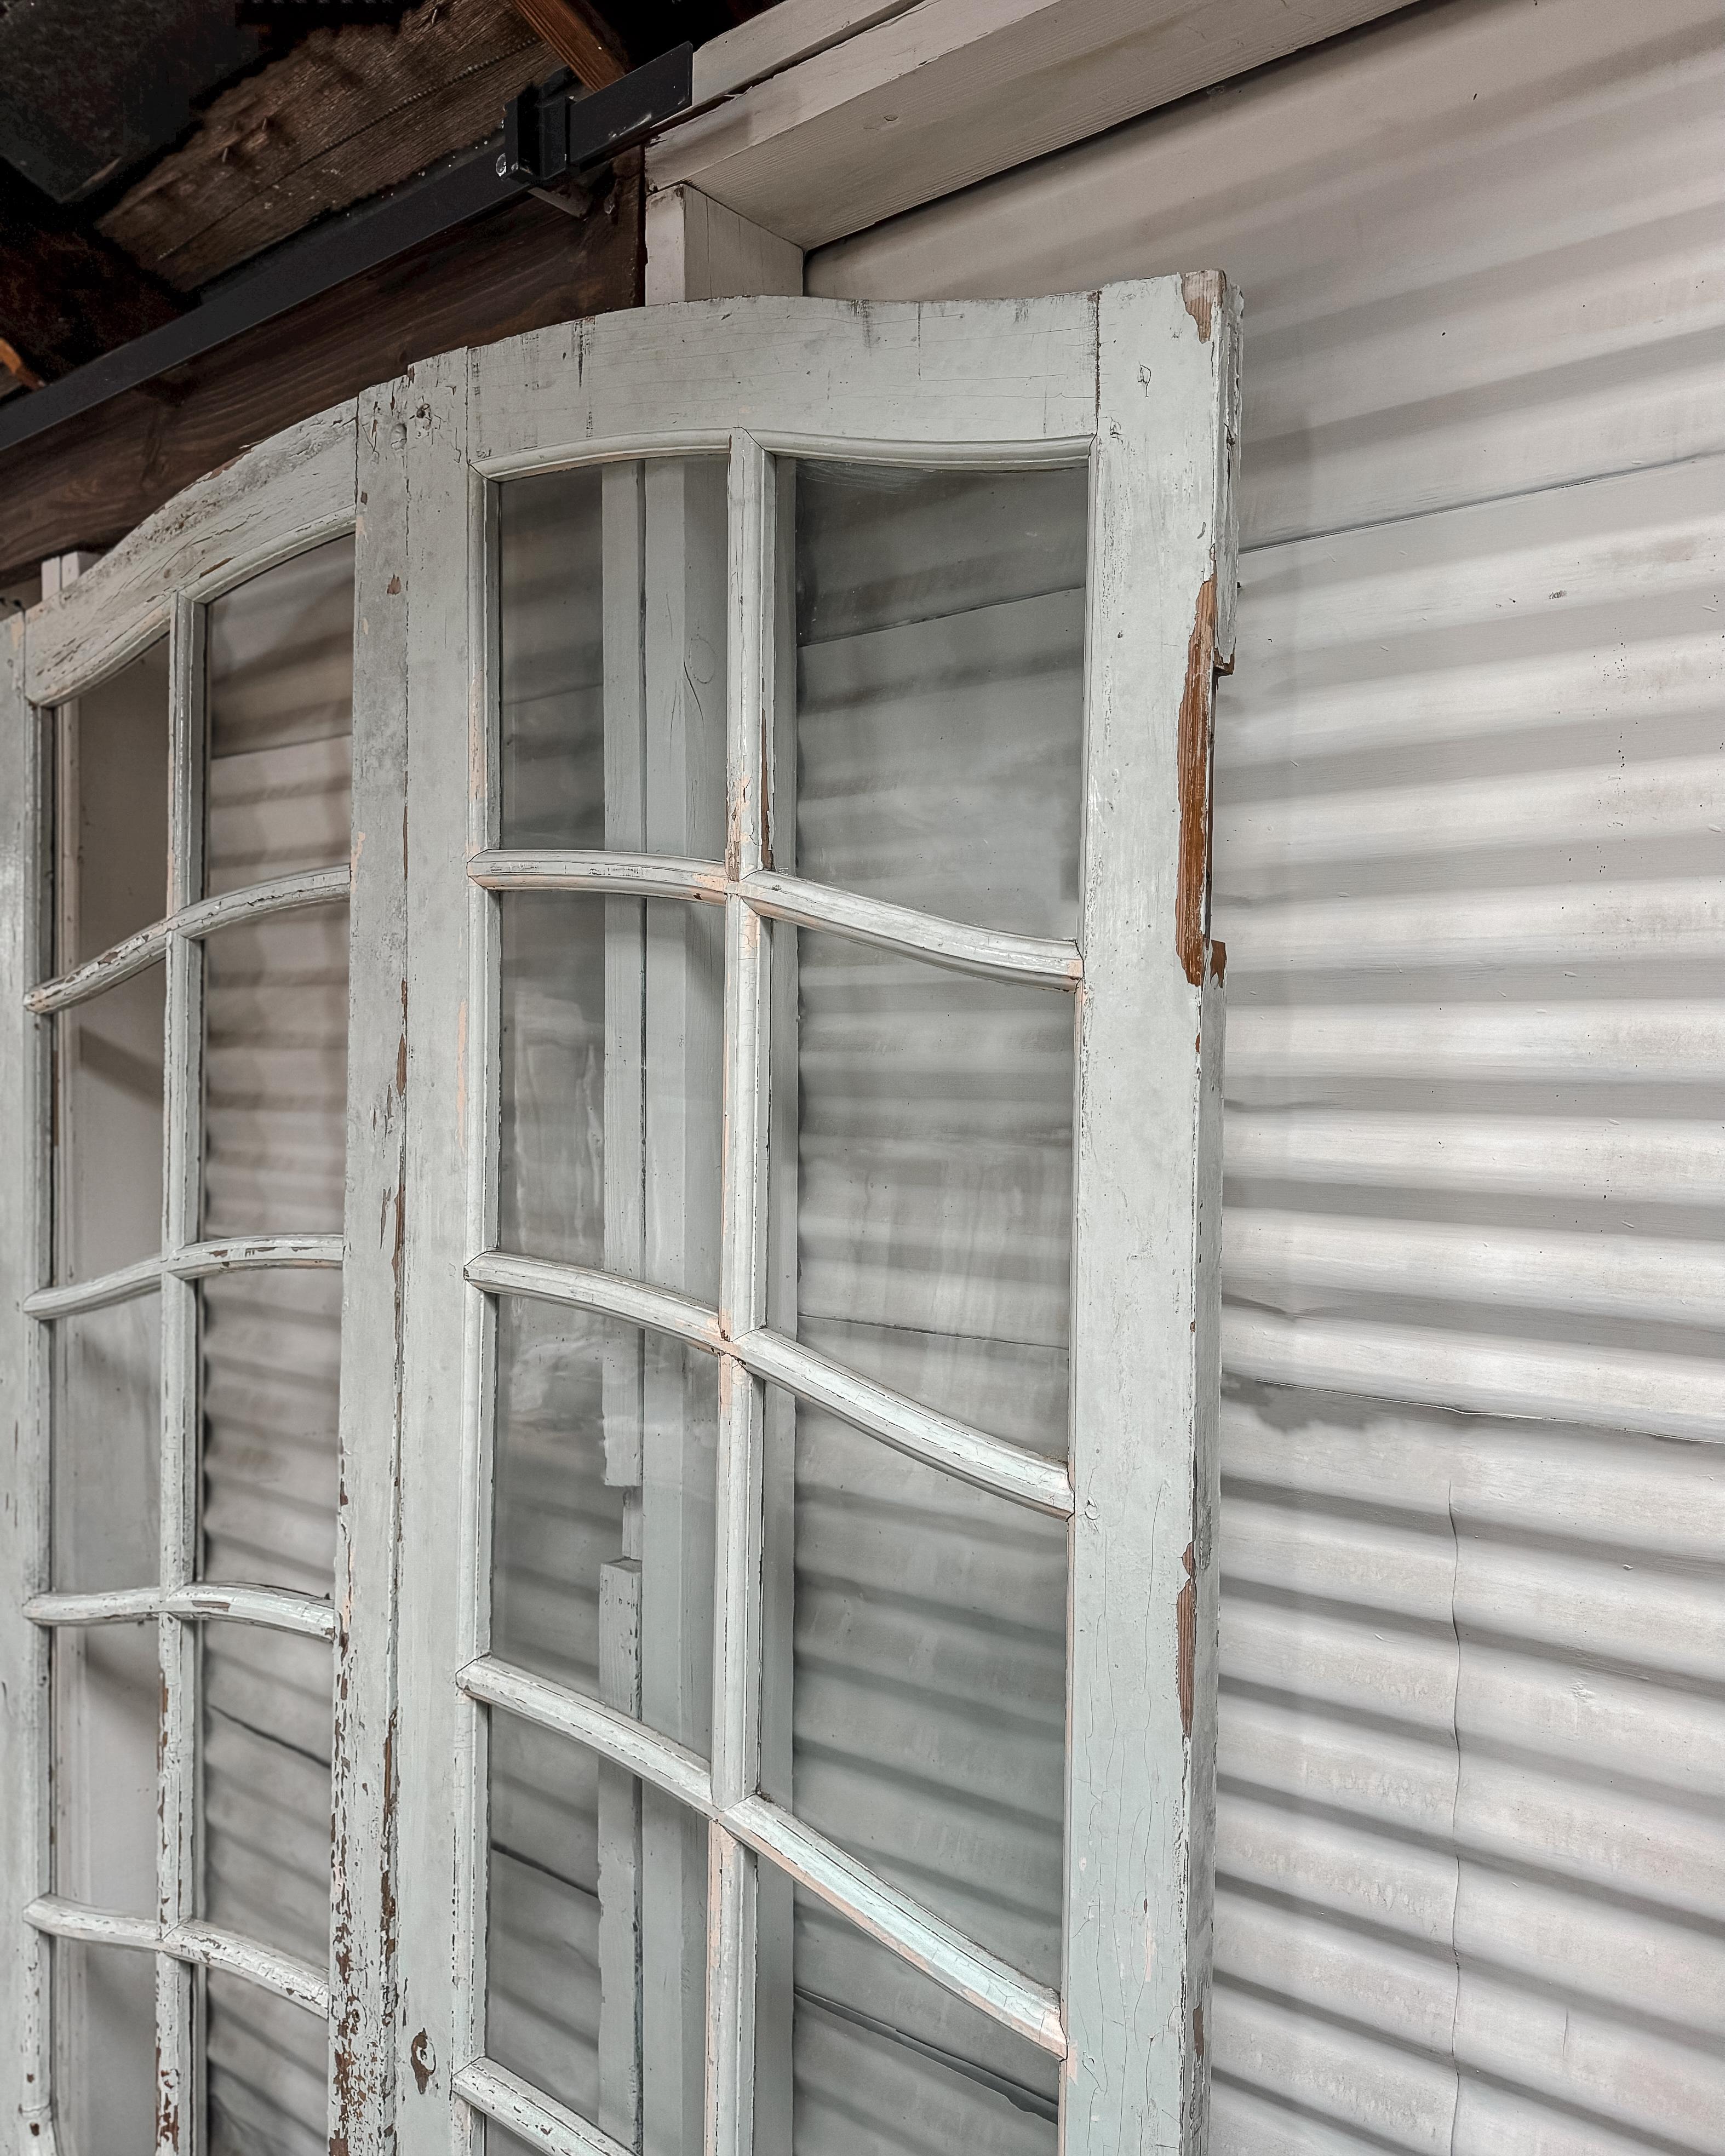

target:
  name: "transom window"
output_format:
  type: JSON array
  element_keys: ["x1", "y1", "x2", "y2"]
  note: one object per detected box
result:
[{"x1": 0, "y1": 280, "x2": 1237, "y2": 2156}]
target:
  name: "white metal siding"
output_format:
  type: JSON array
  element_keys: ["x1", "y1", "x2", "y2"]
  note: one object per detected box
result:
[{"x1": 806, "y1": 0, "x2": 1725, "y2": 2148}]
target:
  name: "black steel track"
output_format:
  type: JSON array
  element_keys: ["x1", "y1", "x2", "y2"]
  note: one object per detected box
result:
[{"x1": 0, "y1": 44, "x2": 692, "y2": 457}]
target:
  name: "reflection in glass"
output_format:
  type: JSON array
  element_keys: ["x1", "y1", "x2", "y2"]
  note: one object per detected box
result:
[
  {"x1": 202, "y1": 1624, "x2": 332, "y2": 1969},
  {"x1": 203, "y1": 907, "x2": 348, "y2": 1240},
  {"x1": 786, "y1": 1396, "x2": 1066, "y2": 1981},
  {"x1": 499, "y1": 894, "x2": 723, "y2": 1306},
  {"x1": 486, "y1": 1714, "x2": 602, "y2": 2123},
  {"x1": 784, "y1": 930, "x2": 1073, "y2": 1453},
  {"x1": 794, "y1": 461, "x2": 1086, "y2": 938},
  {"x1": 56, "y1": 1941, "x2": 155, "y2": 2156},
  {"x1": 52, "y1": 1294, "x2": 160, "y2": 1592},
  {"x1": 206, "y1": 1966, "x2": 327, "y2": 2156},
  {"x1": 499, "y1": 463, "x2": 603, "y2": 848},
  {"x1": 486, "y1": 1725, "x2": 707, "y2": 2155},
  {"x1": 59, "y1": 637, "x2": 170, "y2": 965},
  {"x1": 54, "y1": 1622, "x2": 157, "y2": 1918},
  {"x1": 794, "y1": 1896, "x2": 1058, "y2": 2156},
  {"x1": 498, "y1": 456, "x2": 727, "y2": 857},
  {"x1": 492, "y1": 1300, "x2": 715, "y2": 1756},
  {"x1": 55, "y1": 963, "x2": 165, "y2": 1283},
  {"x1": 202, "y1": 1267, "x2": 341, "y2": 1596},
  {"x1": 207, "y1": 535, "x2": 354, "y2": 894}
]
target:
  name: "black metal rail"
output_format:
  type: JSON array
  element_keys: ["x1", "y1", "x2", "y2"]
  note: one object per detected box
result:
[{"x1": 0, "y1": 45, "x2": 693, "y2": 457}]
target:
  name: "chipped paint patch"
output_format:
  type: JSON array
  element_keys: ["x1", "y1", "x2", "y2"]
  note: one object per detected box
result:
[
  {"x1": 1179, "y1": 271, "x2": 1219, "y2": 342},
  {"x1": 1176, "y1": 575, "x2": 1218, "y2": 987},
  {"x1": 1176, "y1": 1541, "x2": 1197, "y2": 1739}
]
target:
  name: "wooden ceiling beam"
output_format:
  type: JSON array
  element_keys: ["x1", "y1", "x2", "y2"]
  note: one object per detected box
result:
[
  {"x1": 0, "y1": 164, "x2": 184, "y2": 388},
  {"x1": 509, "y1": 0, "x2": 631, "y2": 87},
  {"x1": 99, "y1": 0, "x2": 560, "y2": 293}
]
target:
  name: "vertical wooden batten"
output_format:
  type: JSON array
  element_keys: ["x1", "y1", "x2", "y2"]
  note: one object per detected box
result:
[
  {"x1": 0, "y1": 605, "x2": 54, "y2": 2149},
  {"x1": 387, "y1": 346, "x2": 483, "y2": 2156},
  {"x1": 330, "y1": 384, "x2": 410, "y2": 2156},
  {"x1": 1063, "y1": 274, "x2": 1236, "y2": 2155}
]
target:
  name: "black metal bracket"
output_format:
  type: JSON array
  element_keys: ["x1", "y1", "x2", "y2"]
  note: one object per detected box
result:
[
  {"x1": 503, "y1": 73, "x2": 574, "y2": 185},
  {"x1": 0, "y1": 43, "x2": 695, "y2": 461}
]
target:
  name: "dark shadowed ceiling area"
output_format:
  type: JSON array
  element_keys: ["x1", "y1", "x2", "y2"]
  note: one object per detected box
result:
[{"x1": 0, "y1": 0, "x2": 776, "y2": 405}]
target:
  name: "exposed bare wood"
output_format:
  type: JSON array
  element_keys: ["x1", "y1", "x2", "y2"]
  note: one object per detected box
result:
[
  {"x1": 509, "y1": 0, "x2": 629, "y2": 88},
  {"x1": 0, "y1": 162, "x2": 184, "y2": 383},
  {"x1": 0, "y1": 160, "x2": 643, "y2": 584},
  {"x1": 0, "y1": 339, "x2": 44, "y2": 393},
  {"x1": 99, "y1": 0, "x2": 560, "y2": 291}
]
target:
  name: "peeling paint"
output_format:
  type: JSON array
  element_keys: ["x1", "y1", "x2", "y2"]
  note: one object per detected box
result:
[
  {"x1": 1176, "y1": 1541, "x2": 1197, "y2": 1740},
  {"x1": 1176, "y1": 574, "x2": 1217, "y2": 987},
  {"x1": 1179, "y1": 271, "x2": 1219, "y2": 343}
]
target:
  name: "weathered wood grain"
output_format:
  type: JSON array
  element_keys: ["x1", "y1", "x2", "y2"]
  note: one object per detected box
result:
[
  {"x1": 99, "y1": 0, "x2": 555, "y2": 291},
  {"x1": 509, "y1": 0, "x2": 628, "y2": 89},
  {"x1": 326, "y1": 371, "x2": 415, "y2": 2156}
]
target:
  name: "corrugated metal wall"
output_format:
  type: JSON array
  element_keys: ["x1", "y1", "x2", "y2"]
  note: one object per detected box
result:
[{"x1": 806, "y1": 1, "x2": 1725, "y2": 2148}]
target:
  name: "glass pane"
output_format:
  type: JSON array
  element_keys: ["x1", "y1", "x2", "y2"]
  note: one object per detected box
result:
[
  {"x1": 203, "y1": 1625, "x2": 332, "y2": 1969},
  {"x1": 55, "y1": 963, "x2": 165, "y2": 1283},
  {"x1": 60, "y1": 636, "x2": 170, "y2": 964},
  {"x1": 793, "y1": 461, "x2": 1086, "y2": 939},
  {"x1": 206, "y1": 1966, "x2": 327, "y2": 2156},
  {"x1": 492, "y1": 1300, "x2": 715, "y2": 1756},
  {"x1": 498, "y1": 457, "x2": 727, "y2": 858},
  {"x1": 780, "y1": 929, "x2": 1073, "y2": 1453},
  {"x1": 499, "y1": 894, "x2": 723, "y2": 1307},
  {"x1": 56, "y1": 1940, "x2": 155, "y2": 2155},
  {"x1": 53, "y1": 1622, "x2": 157, "y2": 1918},
  {"x1": 486, "y1": 1724, "x2": 707, "y2": 2154},
  {"x1": 207, "y1": 535, "x2": 354, "y2": 894},
  {"x1": 785, "y1": 1398, "x2": 1066, "y2": 1985},
  {"x1": 53, "y1": 1292, "x2": 159, "y2": 1592},
  {"x1": 203, "y1": 906, "x2": 348, "y2": 1239},
  {"x1": 793, "y1": 1897, "x2": 1058, "y2": 2156},
  {"x1": 486, "y1": 1716, "x2": 601, "y2": 2123},
  {"x1": 201, "y1": 1268, "x2": 341, "y2": 1596}
]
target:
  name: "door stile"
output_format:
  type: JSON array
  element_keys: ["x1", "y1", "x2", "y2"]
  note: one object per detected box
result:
[
  {"x1": 391, "y1": 350, "x2": 483, "y2": 2156},
  {"x1": 752, "y1": 452, "x2": 799, "y2": 2156},
  {"x1": 640, "y1": 450, "x2": 727, "y2": 2156},
  {"x1": 705, "y1": 429, "x2": 775, "y2": 2156},
  {"x1": 1062, "y1": 275, "x2": 1236, "y2": 2156},
  {"x1": 157, "y1": 589, "x2": 207, "y2": 2156},
  {"x1": 0, "y1": 618, "x2": 55, "y2": 2149},
  {"x1": 598, "y1": 456, "x2": 648, "y2": 2149},
  {"x1": 455, "y1": 454, "x2": 503, "y2": 2151},
  {"x1": 330, "y1": 386, "x2": 414, "y2": 2156}
]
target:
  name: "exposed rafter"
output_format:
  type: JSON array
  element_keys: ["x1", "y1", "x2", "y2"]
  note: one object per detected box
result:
[
  {"x1": 509, "y1": 0, "x2": 630, "y2": 87},
  {"x1": 98, "y1": 0, "x2": 560, "y2": 291}
]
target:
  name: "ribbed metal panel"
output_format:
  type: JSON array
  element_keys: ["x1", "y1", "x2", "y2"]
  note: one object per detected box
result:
[{"x1": 809, "y1": 1, "x2": 1725, "y2": 2148}]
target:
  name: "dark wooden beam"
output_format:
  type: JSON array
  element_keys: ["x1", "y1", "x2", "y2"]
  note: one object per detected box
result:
[
  {"x1": 0, "y1": 163, "x2": 185, "y2": 385},
  {"x1": 0, "y1": 154, "x2": 643, "y2": 582},
  {"x1": 509, "y1": 0, "x2": 629, "y2": 88},
  {"x1": 99, "y1": 0, "x2": 559, "y2": 293}
]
